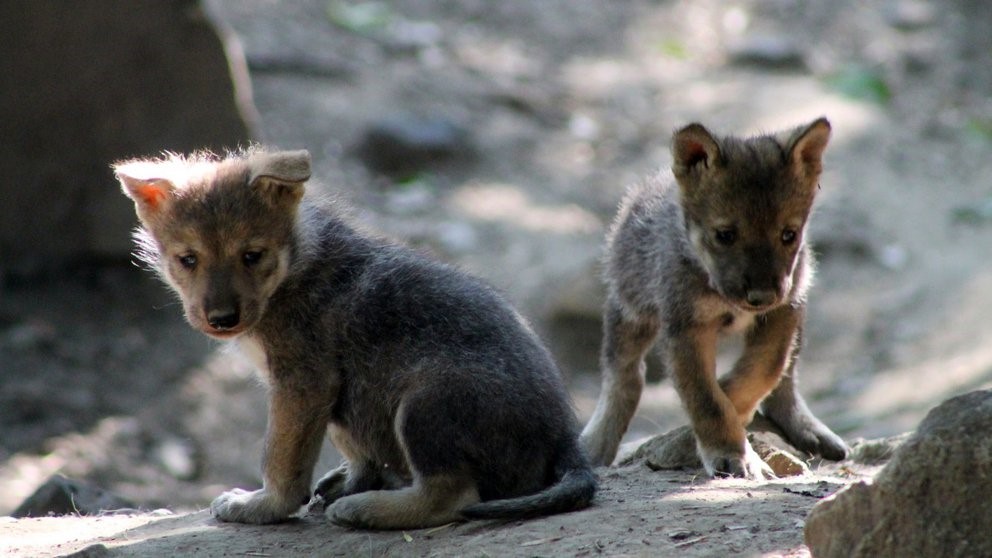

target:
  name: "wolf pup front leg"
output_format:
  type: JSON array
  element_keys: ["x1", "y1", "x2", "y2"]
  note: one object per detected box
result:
[
  {"x1": 117, "y1": 150, "x2": 331, "y2": 523},
  {"x1": 581, "y1": 118, "x2": 848, "y2": 476}
]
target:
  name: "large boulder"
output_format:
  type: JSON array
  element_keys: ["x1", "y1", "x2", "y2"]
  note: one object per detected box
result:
[
  {"x1": 0, "y1": 0, "x2": 254, "y2": 278},
  {"x1": 805, "y1": 389, "x2": 992, "y2": 557}
]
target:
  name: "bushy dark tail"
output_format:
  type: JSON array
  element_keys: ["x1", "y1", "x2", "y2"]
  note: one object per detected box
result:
[{"x1": 460, "y1": 442, "x2": 596, "y2": 520}]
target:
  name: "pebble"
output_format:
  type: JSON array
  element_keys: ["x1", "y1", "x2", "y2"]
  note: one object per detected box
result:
[
  {"x1": 726, "y1": 35, "x2": 807, "y2": 71},
  {"x1": 434, "y1": 221, "x2": 479, "y2": 254},
  {"x1": 354, "y1": 115, "x2": 473, "y2": 175},
  {"x1": 884, "y1": 0, "x2": 936, "y2": 30},
  {"x1": 153, "y1": 437, "x2": 199, "y2": 481}
]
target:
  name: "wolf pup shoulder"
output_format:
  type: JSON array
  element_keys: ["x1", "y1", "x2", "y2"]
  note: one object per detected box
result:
[
  {"x1": 580, "y1": 118, "x2": 849, "y2": 478},
  {"x1": 115, "y1": 149, "x2": 595, "y2": 529}
]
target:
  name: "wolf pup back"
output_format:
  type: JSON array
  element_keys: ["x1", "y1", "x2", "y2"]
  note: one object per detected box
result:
[
  {"x1": 581, "y1": 118, "x2": 848, "y2": 478},
  {"x1": 115, "y1": 149, "x2": 595, "y2": 529}
]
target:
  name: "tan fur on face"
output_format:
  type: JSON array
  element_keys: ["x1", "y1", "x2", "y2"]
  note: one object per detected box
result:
[{"x1": 117, "y1": 150, "x2": 308, "y2": 339}]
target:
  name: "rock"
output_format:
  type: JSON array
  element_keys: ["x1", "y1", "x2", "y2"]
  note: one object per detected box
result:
[
  {"x1": 0, "y1": 320, "x2": 56, "y2": 352},
  {"x1": 434, "y1": 221, "x2": 480, "y2": 254},
  {"x1": 61, "y1": 544, "x2": 112, "y2": 558},
  {"x1": 621, "y1": 421, "x2": 810, "y2": 477},
  {"x1": 620, "y1": 425, "x2": 700, "y2": 470},
  {"x1": 846, "y1": 432, "x2": 911, "y2": 465},
  {"x1": 152, "y1": 437, "x2": 200, "y2": 481},
  {"x1": 884, "y1": 0, "x2": 936, "y2": 30},
  {"x1": 763, "y1": 450, "x2": 810, "y2": 477},
  {"x1": 354, "y1": 114, "x2": 473, "y2": 176},
  {"x1": 0, "y1": 0, "x2": 253, "y2": 278},
  {"x1": 805, "y1": 390, "x2": 992, "y2": 557},
  {"x1": 383, "y1": 181, "x2": 437, "y2": 215},
  {"x1": 11, "y1": 475, "x2": 134, "y2": 518},
  {"x1": 726, "y1": 35, "x2": 807, "y2": 71}
]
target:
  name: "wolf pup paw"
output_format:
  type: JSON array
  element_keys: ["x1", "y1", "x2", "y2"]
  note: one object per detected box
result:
[
  {"x1": 325, "y1": 493, "x2": 374, "y2": 528},
  {"x1": 313, "y1": 463, "x2": 350, "y2": 505},
  {"x1": 698, "y1": 440, "x2": 775, "y2": 480},
  {"x1": 210, "y1": 488, "x2": 296, "y2": 524},
  {"x1": 780, "y1": 416, "x2": 849, "y2": 461}
]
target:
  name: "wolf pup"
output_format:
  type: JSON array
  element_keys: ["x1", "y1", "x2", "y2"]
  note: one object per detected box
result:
[
  {"x1": 580, "y1": 118, "x2": 849, "y2": 478},
  {"x1": 115, "y1": 149, "x2": 595, "y2": 529}
]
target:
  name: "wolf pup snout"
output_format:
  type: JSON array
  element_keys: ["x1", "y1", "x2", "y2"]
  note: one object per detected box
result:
[{"x1": 206, "y1": 307, "x2": 240, "y2": 331}]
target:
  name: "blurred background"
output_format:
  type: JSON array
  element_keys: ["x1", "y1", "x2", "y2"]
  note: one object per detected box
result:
[{"x1": 1, "y1": 0, "x2": 991, "y2": 514}]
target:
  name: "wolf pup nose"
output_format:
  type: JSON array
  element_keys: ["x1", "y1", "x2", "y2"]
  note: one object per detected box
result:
[
  {"x1": 745, "y1": 289, "x2": 778, "y2": 309},
  {"x1": 581, "y1": 118, "x2": 849, "y2": 478},
  {"x1": 207, "y1": 308, "x2": 240, "y2": 331},
  {"x1": 115, "y1": 148, "x2": 594, "y2": 529}
]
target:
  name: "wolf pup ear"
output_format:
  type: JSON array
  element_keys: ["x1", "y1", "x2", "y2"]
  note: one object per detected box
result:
[
  {"x1": 115, "y1": 162, "x2": 177, "y2": 221},
  {"x1": 248, "y1": 150, "x2": 311, "y2": 207},
  {"x1": 783, "y1": 117, "x2": 831, "y2": 180},
  {"x1": 672, "y1": 123, "x2": 722, "y2": 180}
]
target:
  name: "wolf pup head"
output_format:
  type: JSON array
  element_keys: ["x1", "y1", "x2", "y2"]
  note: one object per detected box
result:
[
  {"x1": 115, "y1": 149, "x2": 311, "y2": 338},
  {"x1": 671, "y1": 118, "x2": 830, "y2": 311}
]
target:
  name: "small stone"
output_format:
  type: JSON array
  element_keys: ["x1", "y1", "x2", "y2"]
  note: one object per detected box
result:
[
  {"x1": 884, "y1": 0, "x2": 936, "y2": 30},
  {"x1": 384, "y1": 182, "x2": 436, "y2": 215},
  {"x1": 354, "y1": 115, "x2": 473, "y2": 176},
  {"x1": 434, "y1": 221, "x2": 479, "y2": 254},
  {"x1": 153, "y1": 437, "x2": 199, "y2": 481},
  {"x1": 1, "y1": 320, "x2": 56, "y2": 351},
  {"x1": 760, "y1": 448, "x2": 810, "y2": 477},
  {"x1": 847, "y1": 432, "x2": 911, "y2": 464},
  {"x1": 668, "y1": 529, "x2": 700, "y2": 541},
  {"x1": 727, "y1": 36, "x2": 807, "y2": 71}
]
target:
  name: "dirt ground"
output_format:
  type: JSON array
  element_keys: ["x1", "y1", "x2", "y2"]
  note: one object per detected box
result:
[{"x1": 2, "y1": 0, "x2": 992, "y2": 556}]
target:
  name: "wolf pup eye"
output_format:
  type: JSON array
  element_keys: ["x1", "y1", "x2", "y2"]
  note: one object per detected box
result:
[
  {"x1": 242, "y1": 250, "x2": 264, "y2": 267},
  {"x1": 714, "y1": 228, "x2": 737, "y2": 246},
  {"x1": 177, "y1": 253, "x2": 198, "y2": 270},
  {"x1": 781, "y1": 229, "x2": 797, "y2": 245}
]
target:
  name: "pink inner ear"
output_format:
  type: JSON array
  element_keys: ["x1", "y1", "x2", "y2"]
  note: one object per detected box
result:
[
  {"x1": 682, "y1": 139, "x2": 709, "y2": 168},
  {"x1": 137, "y1": 183, "x2": 168, "y2": 210}
]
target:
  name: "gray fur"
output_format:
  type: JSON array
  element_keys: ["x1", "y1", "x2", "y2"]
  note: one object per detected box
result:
[
  {"x1": 116, "y1": 149, "x2": 595, "y2": 528},
  {"x1": 581, "y1": 119, "x2": 848, "y2": 476}
]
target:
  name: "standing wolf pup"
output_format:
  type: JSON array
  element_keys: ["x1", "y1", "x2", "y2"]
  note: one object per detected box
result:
[
  {"x1": 115, "y1": 149, "x2": 595, "y2": 529},
  {"x1": 581, "y1": 118, "x2": 849, "y2": 478}
]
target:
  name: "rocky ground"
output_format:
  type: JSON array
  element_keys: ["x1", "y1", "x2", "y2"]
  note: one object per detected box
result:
[{"x1": 2, "y1": 0, "x2": 991, "y2": 556}]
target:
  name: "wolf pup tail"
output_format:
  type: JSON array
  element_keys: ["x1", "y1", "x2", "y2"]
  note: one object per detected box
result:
[{"x1": 460, "y1": 442, "x2": 596, "y2": 520}]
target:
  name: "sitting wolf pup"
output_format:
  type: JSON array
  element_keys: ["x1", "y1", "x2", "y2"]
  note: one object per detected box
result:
[
  {"x1": 115, "y1": 149, "x2": 595, "y2": 529},
  {"x1": 580, "y1": 118, "x2": 849, "y2": 478}
]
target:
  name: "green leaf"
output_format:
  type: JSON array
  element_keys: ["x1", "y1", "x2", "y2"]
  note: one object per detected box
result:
[
  {"x1": 657, "y1": 38, "x2": 688, "y2": 60},
  {"x1": 825, "y1": 65, "x2": 891, "y2": 104},
  {"x1": 327, "y1": 1, "x2": 393, "y2": 35},
  {"x1": 952, "y1": 198, "x2": 992, "y2": 224},
  {"x1": 966, "y1": 118, "x2": 992, "y2": 142}
]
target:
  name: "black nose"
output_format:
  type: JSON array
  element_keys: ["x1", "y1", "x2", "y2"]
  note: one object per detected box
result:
[
  {"x1": 745, "y1": 289, "x2": 777, "y2": 308},
  {"x1": 207, "y1": 309, "x2": 240, "y2": 330}
]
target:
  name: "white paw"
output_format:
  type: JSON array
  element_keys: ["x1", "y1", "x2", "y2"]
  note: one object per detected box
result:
[
  {"x1": 697, "y1": 439, "x2": 776, "y2": 481},
  {"x1": 210, "y1": 488, "x2": 296, "y2": 524}
]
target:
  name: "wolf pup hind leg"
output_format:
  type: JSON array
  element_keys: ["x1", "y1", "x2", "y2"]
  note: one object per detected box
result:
[
  {"x1": 115, "y1": 148, "x2": 595, "y2": 528},
  {"x1": 581, "y1": 118, "x2": 848, "y2": 477}
]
